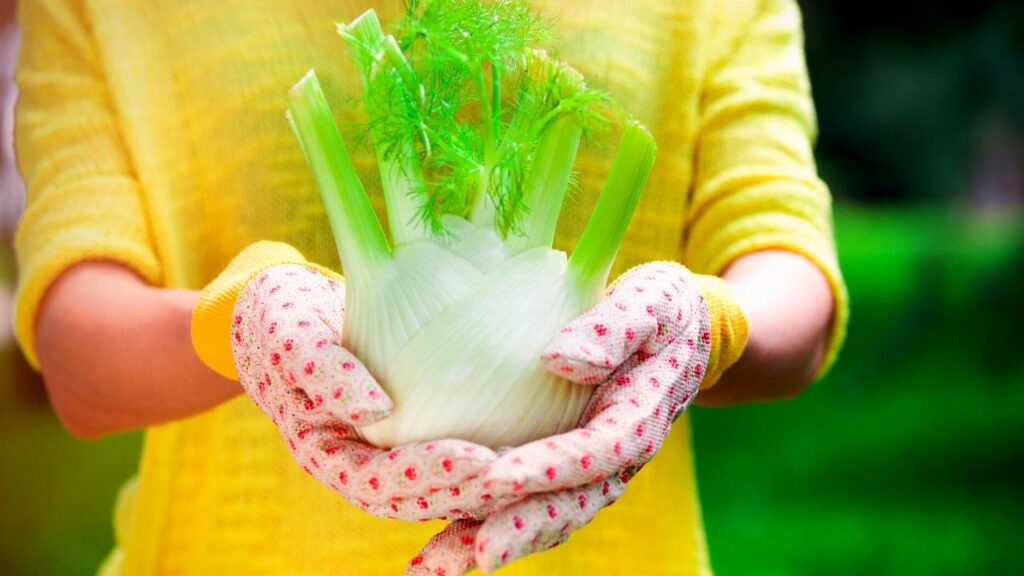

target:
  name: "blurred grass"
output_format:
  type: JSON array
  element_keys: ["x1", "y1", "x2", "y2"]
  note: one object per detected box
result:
[
  {"x1": 1, "y1": 205, "x2": 1022, "y2": 574},
  {"x1": 693, "y1": 204, "x2": 1024, "y2": 575},
  {"x1": 0, "y1": 241, "x2": 142, "y2": 575},
  {"x1": 0, "y1": 375, "x2": 142, "y2": 575}
]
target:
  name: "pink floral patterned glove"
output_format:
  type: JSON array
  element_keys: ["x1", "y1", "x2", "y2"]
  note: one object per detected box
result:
[
  {"x1": 407, "y1": 261, "x2": 713, "y2": 574},
  {"x1": 232, "y1": 264, "x2": 509, "y2": 521}
]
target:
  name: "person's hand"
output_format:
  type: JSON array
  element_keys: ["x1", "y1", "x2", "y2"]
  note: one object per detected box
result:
[
  {"x1": 232, "y1": 264, "x2": 509, "y2": 521},
  {"x1": 407, "y1": 261, "x2": 712, "y2": 574}
]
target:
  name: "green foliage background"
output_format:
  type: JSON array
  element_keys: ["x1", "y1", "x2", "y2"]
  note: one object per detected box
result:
[
  {"x1": 695, "y1": 208, "x2": 1024, "y2": 575},
  {"x1": 1, "y1": 0, "x2": 1022, "y2": 574},
  {"x1": 693, "y1": 2, "x2": 1024, "y2": 573}
]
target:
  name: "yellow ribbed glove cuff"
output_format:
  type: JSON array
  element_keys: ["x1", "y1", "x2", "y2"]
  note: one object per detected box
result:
[
  {"x1": 191, "y1": 241, "x2": 343, "y2": 380},
  {"x1": 694, "y1": 274, "x2": 750, "y2": 389}
]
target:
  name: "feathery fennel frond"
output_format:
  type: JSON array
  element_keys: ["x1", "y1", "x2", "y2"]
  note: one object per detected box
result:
[{"x1": 342, "y1": 0, "x2": 608, "y2": 235}]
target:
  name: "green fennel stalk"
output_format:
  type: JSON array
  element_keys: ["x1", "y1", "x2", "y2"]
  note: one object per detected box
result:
[{"x1": 286, "y1": 0, "x2": 656, "y2": 448}]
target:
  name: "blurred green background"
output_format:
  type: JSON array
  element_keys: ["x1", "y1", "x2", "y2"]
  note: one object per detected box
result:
[{"x1": 1, "y1": 1, "x2": 1022, "y2": 574}]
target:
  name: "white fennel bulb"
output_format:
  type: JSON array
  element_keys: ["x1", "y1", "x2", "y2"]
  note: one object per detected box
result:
[{"x1": 286, "y1": 5, "x2": 656, "y2": 448}]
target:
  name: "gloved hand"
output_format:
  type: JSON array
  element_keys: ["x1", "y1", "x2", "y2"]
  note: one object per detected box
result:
[
  {"x1": 231, "y1": 264, "x2": 510, "y2": 521},
  {"x1": 407, "y1": 261, "x2": 717, "y2": 574}
]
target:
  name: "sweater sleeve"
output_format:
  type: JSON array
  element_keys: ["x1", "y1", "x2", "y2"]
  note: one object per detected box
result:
[
  {"x1": 191, "y1": 241, "x2": 343, "y2": 381},
  {"x1": 693, "y1": 273, "x2": 749, "y2": 389},
  {"x1": 686, "y1": 0, "x2": 849, "y2": 379},
  {"x1": 13, "y1": 0, "x2": 163, "y2": 369}
]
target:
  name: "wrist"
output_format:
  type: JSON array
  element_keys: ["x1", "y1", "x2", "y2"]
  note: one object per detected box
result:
[
  {"x1": 191, "y1": 241, "x2": 341, "y2": 380},
  {"x1": 692, "y1": 273, "x2": 750, "y2": 389},
  {"x1": 696, "y1": 250, "x2": 834, "y2": 406}
]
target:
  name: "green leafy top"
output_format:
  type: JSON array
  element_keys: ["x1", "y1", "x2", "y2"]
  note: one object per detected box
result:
[{"x1": 339, "y1": 0, "x2": 610, "y2": 236}]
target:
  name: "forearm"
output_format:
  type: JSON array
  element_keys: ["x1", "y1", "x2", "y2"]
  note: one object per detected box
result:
[
  {"x1": 696, "y1": 250, "x2": 834, "y2": 406},
  {"x1": 36, "y1": 262, "x2": 240, "y2": 438}
]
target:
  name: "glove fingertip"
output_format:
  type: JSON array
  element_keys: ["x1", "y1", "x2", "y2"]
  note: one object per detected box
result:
[
  {"x1": 541, "y1": 350, "x2": 615, "y2": 386},
  {"x1": 542, "y1": 321, "x2": 625, "y2": 382},
  {"x1": 478, "y1": 467, "x2": 521, "y2": 497},
  {"x1": 337, "y1": 401, "x2": 393, "y2": 427},
  {"x1": 326, "y1": 360, "x2": 395, "y2": 425},
  {"x1": 475, "y1": 533, "x2": 514, "y2": 575}
]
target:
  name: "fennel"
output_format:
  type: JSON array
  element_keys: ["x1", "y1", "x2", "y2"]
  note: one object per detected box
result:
[{"x1": 286, "y1": 0, "x2": 656, "y2": 448}]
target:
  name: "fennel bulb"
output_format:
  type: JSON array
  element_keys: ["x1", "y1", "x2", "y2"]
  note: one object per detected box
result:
[{"x1": 286, "y1": 3, "x2": 655, "y2": 448}]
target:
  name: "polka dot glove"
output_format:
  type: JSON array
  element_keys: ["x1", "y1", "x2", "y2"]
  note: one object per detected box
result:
[
  {"x1": 406, "y1": 261, "x2": 713, "y2": 574},
  {"x1": 232, "y1": 265, "x2": 511, "y2": 521}
]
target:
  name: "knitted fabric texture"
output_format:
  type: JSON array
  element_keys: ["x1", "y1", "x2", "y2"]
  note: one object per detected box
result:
[{"x1": 14, "y1": 0, "x2": 847, "y2": 573}]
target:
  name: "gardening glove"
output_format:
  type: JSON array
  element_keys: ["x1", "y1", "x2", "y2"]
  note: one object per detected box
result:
[
  {"x1": 406, "y1": 261, "x2": 749, "y2": 574},
  {"x1": 197, "y1": 242, "x2": 507, "y2": 521}
]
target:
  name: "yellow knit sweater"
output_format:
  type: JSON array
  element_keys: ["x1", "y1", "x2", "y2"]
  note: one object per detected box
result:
[{"x1": 14, "y1": 0, "x2": 847, "y2": 574}]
